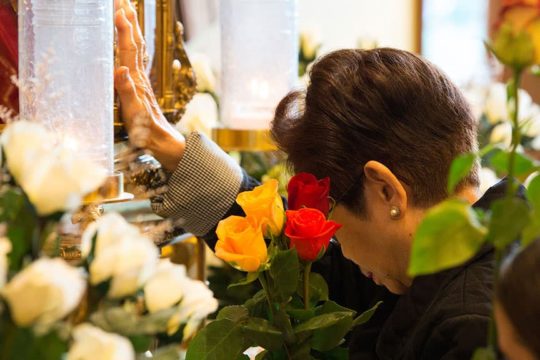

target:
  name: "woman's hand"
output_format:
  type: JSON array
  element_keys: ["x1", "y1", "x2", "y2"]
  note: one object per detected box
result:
[{"x1": 114, "y1": 1, "x2": 185, "y2": 171}]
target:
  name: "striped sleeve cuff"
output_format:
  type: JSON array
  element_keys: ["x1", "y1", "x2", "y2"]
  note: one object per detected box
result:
[{"x1": 151, "y1": 132, "x2": 244, "y2": 236}]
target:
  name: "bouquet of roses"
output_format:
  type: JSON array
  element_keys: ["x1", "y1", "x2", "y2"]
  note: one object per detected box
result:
[{"x1": 187, "y1": 173, "x2": 381, "y2": 360}]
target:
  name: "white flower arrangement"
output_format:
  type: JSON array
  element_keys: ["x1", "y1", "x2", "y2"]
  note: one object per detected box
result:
[{"x1": 0, "y1": 120, "x2": 218, "y2": 359}]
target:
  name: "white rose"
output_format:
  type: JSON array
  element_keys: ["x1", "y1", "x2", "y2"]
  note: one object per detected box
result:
[
  {"x1": 1, "y1": 258, "x2": 85, "y2": 327},
  {"x1": 84, "y1": 213, "x2": 159, "y2": 298},
  {"x1": 0, "y1": 237, "x2": 11, "y2": 289},
  {"x1": 68, "y1": 323, "x2": 135, "y2": 360},
  {"x1": 1, "y1": 121, "x2": 107, "y2": 215},
  {"x1": 144, "y1": 259, "x2": 187, "y2": 313},
  {"x1": 485, "y1": 83, "x2": 534, "y2": 125},
  {"x1": 176, "y1": 93, "x2": 218, "y2": 138},
  {"x1": 479, "y1": 167, "x2": 499, "y2": 196},
  {"x1": 522, "y1": 105, "x2": 540, "y2": 138},
  {"x1": 300, "y1": 30, "x2": 320, "y2": 59},
  {"x1": 167, "y1": 278, "x2": 218, "y2": 338},
  {"x1": 490, "y1": 122, "x2": 512, "y2": 147},
  {"x1": 191, "y1": 53, "x2": 217, "y2": 93}
]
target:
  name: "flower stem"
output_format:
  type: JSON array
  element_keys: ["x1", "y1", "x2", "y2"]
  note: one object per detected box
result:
[
  {"x1": 303, "y1": 262, "x2": 312, "y2": 310},
  {"x1": 259, "y1": 272, "x2": 275, "y2": 320}
]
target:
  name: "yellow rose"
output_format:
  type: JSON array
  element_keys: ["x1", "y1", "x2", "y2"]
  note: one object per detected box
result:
[
  {"x1": 497, "y1": 1, "x2": 540, "y2": 64},
  {"x1": 215, "y1": 216, "x2": 268, "y2": 272},
  {"x1": 236, "y1": 180, "x2": 285, "y2": 237}
]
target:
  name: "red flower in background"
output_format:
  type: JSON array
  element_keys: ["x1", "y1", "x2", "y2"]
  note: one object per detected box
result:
[
  {"x1": 287, "y1": 173, "x2": 331, "y2": 216},
  {"x1": 285, "y1": 208, "x2": 341, "y2": 262}
]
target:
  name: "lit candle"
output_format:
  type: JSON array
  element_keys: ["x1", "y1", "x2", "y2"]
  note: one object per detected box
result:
[{"x1": 220, "y1": 0, "x2": 298, "y2": 131}]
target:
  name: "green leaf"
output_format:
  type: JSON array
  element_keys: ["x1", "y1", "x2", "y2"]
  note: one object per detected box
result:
[
  {"x1": 488, "y1": 198, "x2": 530, "y2": 249},
  {"x1": 186, "y1": 319, "x2": 246, "y2": 360},
  {"x1": 255, "y1": 350, "x2": 269, "y2": 360},
  {"x1": 0, "y1": 325, "x2": 68, "y2": 360},
  {"x1": 490, "y1": 149, "x2": 537, "y2": 180},
  {"x1": 523, "y1": 175, "x2": 540, "y2": 246},
  {"x1": 298, "y1": 272, "x2": 329, "y2": 306},
  {"x1": 527, "y1": 174, "x2": 540, "y2": 211},
  {"x1": 129, "y1": 335, "x2": 153, "y2": 353},
  {"x1": 90, "y1": 306, "x2": 180, "y2": 335},
  {"x1": 270, "y1": 249, "x2": 300, "y2": 303},
  {"x1": 316, "y1": 300, "x2": 355, "y2": 317},
  {"x1": 228, "y1": 272, "x2": 259, "y2": 290},
  {"x1": 447, "y1": 153, "x2": 476, "y2": 195},
  {"x1": 471, "y1": 347, "x2": 497, "y2": 360},
  {"x1": 352, "y1": 301, "x2": 382, "y2": 327},
  {"x1": 293, "y1": 312, "x2": 353, "y2": 352},
  {"x1": 408, "y1": 199, "x2": 487, "y2": 276},
  {"x1": 217, "y1": 305, "x2": 249, "y2": 323},
  {"x1": 287, "y1": 308, "x2": 316, "y2": 322},
  {"x1": 242, "y1": 317, "x2": 284, "y2": 351}
]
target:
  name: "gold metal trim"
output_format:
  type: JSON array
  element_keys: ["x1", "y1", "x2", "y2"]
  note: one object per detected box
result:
[
  {"x1": 212, "y1": 128, "x2": 277, "y2": 152},
  {"x1": 83, "y1": 172, "x2": 133, "y2": 204}
]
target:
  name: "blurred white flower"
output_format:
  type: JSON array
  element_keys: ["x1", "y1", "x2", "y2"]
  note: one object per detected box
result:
[
  {"x1": 191, "y1": 53, "x2": 217, "y2": 94},
  {"x1": 67, "y1": 323, "x2": 135, "y2": 360},
  {"x1": 1, "y1": 258, "x2": 85, "y2": 327},
  {"x1": 83, "y1": 213, "x2": 159, "y2": 298},
  {"x1": 300, "y1": 30, "x2": 320, "y2": 59},
  {"x1": 490, "y1": 122, "x2": 513, "y2": 147},
  {"x1": 462, "y1": 85, "x2": 487, "y2": 121},
  {"x1": 144, "y1": 259, "x2": 187, "y2": 313},
  {"x1": 522, "y1": 104, "x2": 540, "y2": 138},
  {"x1": 531, "y1": 136, "x2": 540, "y2": 150},
  {"x1": 1, "y1": 121, "x2": 107, "y2": 215},
  {"x1": 485, "y1": 83, "x2": 534, "y2": 125},
  {"x1": 176, "y1": 93, "x2": 218, "y2": 138},
  {"x1": 0, "y1": 237, "x2": 11, "y2": 289},
  {"x1": 165, "y1": 276, "x2": 218, "y2": 339},
  {"x1": 479, "y1": 167, "x2": 499, "y2": 196}
]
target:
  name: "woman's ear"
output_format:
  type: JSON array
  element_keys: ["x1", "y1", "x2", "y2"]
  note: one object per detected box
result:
[{"x1": 363, "y1": 160, "x2": 408, "y2": 212}]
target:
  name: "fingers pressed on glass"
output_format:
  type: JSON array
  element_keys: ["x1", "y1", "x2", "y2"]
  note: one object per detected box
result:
[{"x1": 115, "y1": 9, "x2": 138, "y2": 73}]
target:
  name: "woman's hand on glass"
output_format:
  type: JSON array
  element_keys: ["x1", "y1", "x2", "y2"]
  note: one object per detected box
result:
[{"x1": 114, "y1": 1, "x2": 185, "y2": 171}]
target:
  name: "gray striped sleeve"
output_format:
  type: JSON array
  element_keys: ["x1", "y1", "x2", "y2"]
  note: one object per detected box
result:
[{"x1": 151, "y1": 132, "x2": 244, "y2": 236}]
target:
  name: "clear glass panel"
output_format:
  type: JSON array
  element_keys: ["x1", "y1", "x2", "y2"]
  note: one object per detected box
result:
[
  {"x1": 220, "y1": 0, "x2": 298, "y2": 130},
  {"x1": 18, "y1": 0, "x2": 114, "y2": 173}
]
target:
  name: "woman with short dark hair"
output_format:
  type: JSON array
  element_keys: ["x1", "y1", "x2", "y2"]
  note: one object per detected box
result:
[
  {"x1": 496, "y1": 239, "x2": 540, "y2": 360},
  {"x1": 114, "y1": 3, "x2": 507, "y2": 358}
]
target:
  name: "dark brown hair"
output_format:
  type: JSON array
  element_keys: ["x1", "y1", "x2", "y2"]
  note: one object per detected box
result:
[
  {"x1": 497, "y1": 239, "x2": 540, "y2": 357},
  {"x1": 272, "y1": 48, "x2": 478, "y2": 214}
]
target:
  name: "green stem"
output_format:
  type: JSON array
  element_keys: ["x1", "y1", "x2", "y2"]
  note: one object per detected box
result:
[
  {"x1": 505, "y1": 69, "x2": 523, "y2": 199},
  {"x1": 258, "y1": 272, "x2": 275, "y2": 320},
  {"x1": 486, "y1": 68, "x2": 523, "y2": 351},
  {"x1": 303, "y1": 262, "x2": 312, "y2": 310}
]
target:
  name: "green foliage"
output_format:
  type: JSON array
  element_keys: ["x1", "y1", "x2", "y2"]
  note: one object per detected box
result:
[
  {"x1": 242, "y1": 318, "x2": 283, "y2": 351},
  {"x1": 487, "y1": 198, "x2": 530, "y2": 249},
  {"x1": 298, "y1": 272, "x2": 329, "y2": 306},
  {"x1": 217, "y1": 305, "x2": 249, "y2": 323},
  {"x1": 523, "y1": 174, "x2": 540, "y2": 246},
  {"x1": 185, "y1": 320, "x2": 246, "y2": 360},
  {"x1": 447, "y1": 153, "x2": 477, "y2": 195},
  {"x1": 489, "y1": 149, "x2": 537, "y2": 180},
  {"x1": 228, "y1": 271, "x2": 260, "y2": 290},
  {"x1": 471, "y1": 347, "x2": 497, "y2": 360},
  {"x1": 0, "y1": 321, "x2": 68, "y2": 360},
  {"x1": 352, "y1": 301, "x2": 382, "y2": 327},
  {"x1": 409, "y1": 199, "x2": 487, "y2": 276},
  {"x1": 270, "y1": 249, "x2": 300, "y2": 303}
]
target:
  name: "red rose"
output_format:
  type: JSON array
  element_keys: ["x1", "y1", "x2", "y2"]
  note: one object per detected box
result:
[
  {"x1": 285, "y1": 208, "x2": 341, "y2": 262},
  {"x1": 287, "y1": 173, "x2": 331, "y2": 216}
]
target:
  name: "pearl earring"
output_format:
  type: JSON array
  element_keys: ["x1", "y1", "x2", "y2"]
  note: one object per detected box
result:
[{"x1": 390, "y1": 206, "x2": 401, "y2": 219}]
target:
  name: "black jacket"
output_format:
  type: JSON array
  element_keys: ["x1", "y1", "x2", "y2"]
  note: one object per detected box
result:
[{"x1": 203, "y1": 176, "x2": 512, "y2": 359}]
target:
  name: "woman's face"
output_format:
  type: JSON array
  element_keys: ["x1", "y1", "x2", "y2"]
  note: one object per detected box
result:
[
  {"x1": 495, "y1": 302, "x2": 537, "y2": 360},
  {"x1": 333, "y1": 204, "x2": 411, "y2": 294}
]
